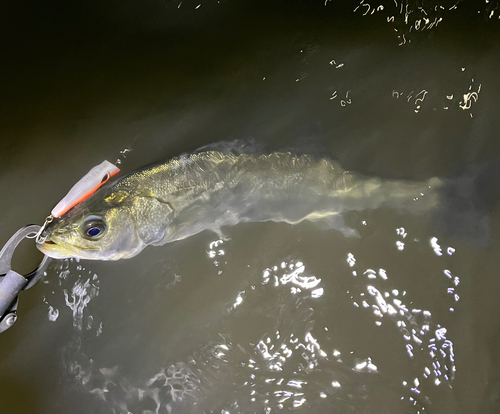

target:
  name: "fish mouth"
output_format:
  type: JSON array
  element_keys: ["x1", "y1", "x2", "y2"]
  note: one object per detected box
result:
[
  {"x1": 37, "y1": 241, "x2": 75, "y2": 259},
  {"x1": 36, "y1": 237, "x2": 98, "y2": 259}
]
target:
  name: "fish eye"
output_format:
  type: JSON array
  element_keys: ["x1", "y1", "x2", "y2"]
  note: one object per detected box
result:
[{"x1": 82, "y1": 217, "x2": 107, "y2": 240}]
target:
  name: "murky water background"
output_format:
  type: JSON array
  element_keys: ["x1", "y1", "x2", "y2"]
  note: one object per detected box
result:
[{"x1": 1, "y1": 0, "x2": 500, "y2": 413}]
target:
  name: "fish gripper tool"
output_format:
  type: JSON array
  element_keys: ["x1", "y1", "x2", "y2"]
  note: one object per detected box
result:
[{"x1": 0, "y1": 225, "x2": 51, "y2": 333}]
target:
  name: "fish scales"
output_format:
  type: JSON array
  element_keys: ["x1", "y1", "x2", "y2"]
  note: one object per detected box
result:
[{"x1": 37, "y1": 149, "x2": 440, "y2": 260}]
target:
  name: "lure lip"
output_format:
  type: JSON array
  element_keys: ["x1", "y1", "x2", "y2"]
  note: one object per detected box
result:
[{"x1": 51, "y1": 161, "x2": 120, "y2": 218}]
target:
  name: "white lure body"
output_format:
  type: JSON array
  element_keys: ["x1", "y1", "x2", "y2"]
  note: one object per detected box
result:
[{"x1": 51, "y1": 161, "x2": 120, "y2": 218}]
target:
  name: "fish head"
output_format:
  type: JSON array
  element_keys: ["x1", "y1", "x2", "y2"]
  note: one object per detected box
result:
[{"x1": 37, "y1": 188, "x2": 147, "y2": 260}]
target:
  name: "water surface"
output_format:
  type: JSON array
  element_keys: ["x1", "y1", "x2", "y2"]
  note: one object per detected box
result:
[{"x1": 1, "y1": 1, "x2": 500, "y2": 413}]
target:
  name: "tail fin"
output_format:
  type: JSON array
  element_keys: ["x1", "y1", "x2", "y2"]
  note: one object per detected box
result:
[{"x1": 435, "y1": 160, "x2": 500, "y2": 246}]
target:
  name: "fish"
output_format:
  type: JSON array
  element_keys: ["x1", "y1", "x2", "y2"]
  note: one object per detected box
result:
[{"x1": 37, "y1": 143, "x2": 444, "y2": 260}]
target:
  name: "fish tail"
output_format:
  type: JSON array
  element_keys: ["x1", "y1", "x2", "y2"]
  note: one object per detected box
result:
[{"x1": 434, "y1": 160, "x2": 500, "y2": 246}]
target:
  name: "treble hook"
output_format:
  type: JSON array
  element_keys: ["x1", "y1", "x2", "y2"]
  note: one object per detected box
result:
[{"x1": 26, "y1": 215, "x2": 54, "y2": 244}]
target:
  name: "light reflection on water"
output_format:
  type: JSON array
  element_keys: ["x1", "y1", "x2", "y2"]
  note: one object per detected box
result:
[
  {"x1": 0, "y1": 1, "x2": 496, "y2": 412},
  {"x1": 353, "y1": 0, "x2": 500, "y2": 46},
  {"x1": 44, "y1": 221, "x2": 467, "y2": 414}
]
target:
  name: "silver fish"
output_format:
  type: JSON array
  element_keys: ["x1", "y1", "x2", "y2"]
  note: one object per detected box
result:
[{"x1": 37, "y1": 146, "x2": 441, "y2": 260}]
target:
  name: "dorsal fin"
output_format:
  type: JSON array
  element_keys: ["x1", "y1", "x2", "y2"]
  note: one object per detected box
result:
[{"x1": 193, "y1": 139, "x2": 265, "y2": 155}]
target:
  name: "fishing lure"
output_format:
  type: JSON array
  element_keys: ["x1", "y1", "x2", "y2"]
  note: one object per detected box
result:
[
  {"x1": 51, "y1": 160, "x2": 120, "y2": 218},
  {"x1": 35, "y1": 161, "x2": 120, "y2": 243}
]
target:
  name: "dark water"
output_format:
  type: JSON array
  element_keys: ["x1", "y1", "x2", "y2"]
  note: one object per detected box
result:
[{"x1": 1, "y1": 0, "x2": 500, "y2": 413}]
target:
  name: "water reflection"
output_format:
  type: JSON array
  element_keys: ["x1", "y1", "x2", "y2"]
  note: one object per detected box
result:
[
  {"x1": 0, "y1": 0, "x2": 498, "y2": 412},
  {"x1": 44, "y1": 220, "x2": 466, "y2": 413}
]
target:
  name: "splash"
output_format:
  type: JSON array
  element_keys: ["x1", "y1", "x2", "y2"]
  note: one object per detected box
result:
[{"x1": 43, "y1": 221, "x2": 464, "y2": 413}]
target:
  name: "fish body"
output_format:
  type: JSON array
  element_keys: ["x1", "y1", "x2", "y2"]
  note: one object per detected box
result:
[{"x1": 37, "y1": 147, "x2": 440, "y2": 260}]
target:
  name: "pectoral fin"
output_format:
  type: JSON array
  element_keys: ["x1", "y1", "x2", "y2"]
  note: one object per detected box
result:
[{"x1": 306, "y1": 212, "x2": 359, "y2": 238}]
